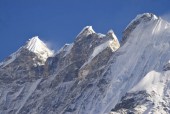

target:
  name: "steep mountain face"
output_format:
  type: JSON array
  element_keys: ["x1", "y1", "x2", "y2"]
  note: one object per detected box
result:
[
  {"x1": 0, "y1": 13, "x2": 170, "y2": 114},
  {"x1": 0, "y1": 26, "x2": 120, "y2": 114},
  {"x1": 110, "y1": 13, "x2": 170, "y2": 113}
]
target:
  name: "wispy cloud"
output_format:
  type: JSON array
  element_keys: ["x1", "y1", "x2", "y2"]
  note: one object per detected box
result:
[{"x1": 44, "y1": 40, "x2": 62, "y2": 53}]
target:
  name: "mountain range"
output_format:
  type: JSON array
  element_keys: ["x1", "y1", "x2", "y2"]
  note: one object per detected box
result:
[{"x1": 0, "y1": 13, "x2": 170, "y2": 114}]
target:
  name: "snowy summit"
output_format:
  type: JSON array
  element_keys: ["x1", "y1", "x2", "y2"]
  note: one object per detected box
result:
[{"x1": 25, "y1": 36, "x2": 54, "y2": 62}]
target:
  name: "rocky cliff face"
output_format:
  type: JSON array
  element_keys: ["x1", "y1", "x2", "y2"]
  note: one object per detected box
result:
[{"x1": 0, "y1": 13, "x2": 170, "y2": 114}]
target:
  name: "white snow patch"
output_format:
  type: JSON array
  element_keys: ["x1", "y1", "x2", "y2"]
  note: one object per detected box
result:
[
  {"x1": 91, "y1": 41, "x2": 110, "y2": 59},
  {"x1": 81, "y1": 38, "x2": 119, "y2": 69}
]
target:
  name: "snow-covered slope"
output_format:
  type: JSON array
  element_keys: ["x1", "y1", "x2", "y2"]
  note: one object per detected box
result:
[
  {"x1": 111, "y1": 70, "x2": 170, "y2": 114},
  {"x1": 110, "y1": 13, "x2": 170, "y2": 114},
  {"x1": 0, "y1": 13, "x2": 170, "y2": 114}
]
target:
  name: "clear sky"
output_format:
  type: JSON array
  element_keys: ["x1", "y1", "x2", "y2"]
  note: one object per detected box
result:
[{"x1": 0, "y1": 0, "x2": 170, "y2": 61}]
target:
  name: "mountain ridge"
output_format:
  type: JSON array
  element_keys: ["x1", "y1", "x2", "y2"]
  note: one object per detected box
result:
[{"x1": 0, "y1": 13, "x2": 170, "y2": 114}]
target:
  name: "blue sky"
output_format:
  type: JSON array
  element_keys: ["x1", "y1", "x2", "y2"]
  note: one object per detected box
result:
[{"x1": 0, "y1": 0, "x2": 170, "y2": 61}]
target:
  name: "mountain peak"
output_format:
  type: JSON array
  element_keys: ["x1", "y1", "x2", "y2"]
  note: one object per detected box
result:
[
  {"x1": 126, "y1": 13, "x2": 158, "y2": 29},
  {"x1": 80, "y1": 26, "x2": 95, "y2": 34},
  {"x1": 25, "y1": 36, "x2": 54, "y2": 62},
  {"x1": 134, "y1": 13, "x2": 158, "y2": 22},
  {"x1": 77, "y1": 26, "x2": 95, "y2": 37},
  {"x1": 122, "y1": 13, "x2": 159, "y2": 44},
  {"x1": 26, "y1": 36, "x2": 44, "y2": 52},
  {"x1": 0, "y1": 36, "x2": 54, "y2": 67},
  {"x1": 75, "y1": 26, "x2": 96, "y2": 42}
]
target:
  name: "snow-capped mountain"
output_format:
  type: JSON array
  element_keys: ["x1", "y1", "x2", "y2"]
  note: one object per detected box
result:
[
  {"x1": 110, "y1": 13, "x2": 170, "y2": 114},
  {"x1": 0, "y1": 13, "x2": 170, "y2": 114}
]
